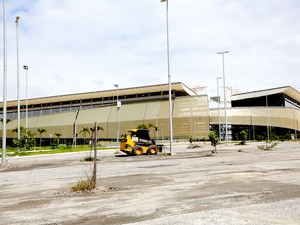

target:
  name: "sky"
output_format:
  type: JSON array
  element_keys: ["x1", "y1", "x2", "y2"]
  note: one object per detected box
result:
[{"x1": 1, "y1": 0, "x2": 300, "y2": 101}]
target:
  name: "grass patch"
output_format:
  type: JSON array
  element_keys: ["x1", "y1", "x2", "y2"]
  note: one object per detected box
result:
[{"x1": 0, "y1": 145, "x2": 113, "y2": 157}]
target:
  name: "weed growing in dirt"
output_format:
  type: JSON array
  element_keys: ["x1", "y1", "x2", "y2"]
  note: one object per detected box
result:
[
  {"x1": 162, "y1": 152, "x2": 171, "y2": 156},
  {"x1": 72, "y1": 163, "x2": 97, "y2": 192},
  {"x1": 258, "y1": 142, "x2": 278, "y2": 151},
  {"x1": 83, "y1": 156, "x2": 94, "y2": 161},
  {"x1": 71, "y1": 178, "x2": 95, "y2": 192}
]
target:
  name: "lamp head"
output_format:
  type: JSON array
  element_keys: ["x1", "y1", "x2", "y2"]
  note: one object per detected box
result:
[
  {"x1": 160, "y1": 0, "x2": 166, "y2": 2},
  {"x1": 217, "y1": 50, "x2": 230, "y2": 54},
  {"x1": 15, "y1": 16, "x2": 20, "y2": 23},
  {"x1": 113, "y1": 84, "x2": 118, "y2": 88}
]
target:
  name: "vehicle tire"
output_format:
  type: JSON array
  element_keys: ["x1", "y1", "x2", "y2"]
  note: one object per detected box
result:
[
  {"x1": 148, "y1": 145, "x2": 157, "y2": 155},
  {"x1": 125, "y1": 144, "x2": 133, "y2": 156},
  {"x1": 132, "y1": 145, "x2": 143, "y2": 156}
]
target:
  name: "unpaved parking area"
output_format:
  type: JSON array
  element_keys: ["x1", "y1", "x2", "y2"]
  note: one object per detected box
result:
[{"x1": 0, "y1": 142, "x2": 300, "y2": 225}]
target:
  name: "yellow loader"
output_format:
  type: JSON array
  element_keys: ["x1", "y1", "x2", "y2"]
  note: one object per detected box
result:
[{"x1": 120, "y1": 129, "x2": 158, "y2": 156}]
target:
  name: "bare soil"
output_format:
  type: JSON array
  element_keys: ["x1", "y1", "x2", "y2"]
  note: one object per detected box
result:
[{"x1": 0, "y1": 142, "x2": 299, "y2": 225}]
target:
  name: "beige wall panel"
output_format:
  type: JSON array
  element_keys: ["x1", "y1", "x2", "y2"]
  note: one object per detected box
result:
[
  {"x1": 159, "y1": 101, "x2": 170, "y2": 119},
  {"x1": 173, "y1": 96, "x2": 209, "y2": 139},
  {"x1": 210, "y1": 107, "x2": 300, "y2": 131},
  {"x1": 142, "y1": 102, "x2": 164, "y2": 121},
  {"x1": 174, "y1": 96, "x2": 209, "y2": 118},
  {"x1": 31, "y1": 111, "x2": 77, "y2": 128},
  {"x1": 3, "y1": 96, "x2": 208, "y2": 139},
  {"x1": 77, "y1": 106, "x2": 114, "y2": 124},
  {"x1": 119, "y1": 103, "x2": 151, "y2": 122}
]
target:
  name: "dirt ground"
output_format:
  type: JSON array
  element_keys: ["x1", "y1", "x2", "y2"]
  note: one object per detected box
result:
[{"x1": 0, "y1": 141, "x2": 299, "y2": 225}]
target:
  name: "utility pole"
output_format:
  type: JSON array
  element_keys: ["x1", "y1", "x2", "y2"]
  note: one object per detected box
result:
[
  {"x1": 2, "y1": 0, "x2": 8, "y2": 165},
  {"x1": 92, "y1": 122, "x2": 97, "y2": 188},
  {"x1": 217, "y1": 50, "x2": 230, "y2": 145},
  {"x1": 16, "y1": 16, "x2": 21, "y2": 153}
]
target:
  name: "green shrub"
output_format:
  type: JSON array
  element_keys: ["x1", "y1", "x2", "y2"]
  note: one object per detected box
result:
[
  {"x1": 208, "y1": 131, "x2": 219, "y2": 153},
  {"x1": 239, "y1": 130, "x2": 248, "y2": 145}
]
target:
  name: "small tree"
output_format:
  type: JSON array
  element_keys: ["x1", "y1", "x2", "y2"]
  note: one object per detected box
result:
[
  {"x1": 208, "y1": 131, "x2": 219, "y2": 153},
  {"x1": 37, "y1": 128, "x2": 47, "y2": 147},
  {"x1": 12, "y1": 126, "x2": 35, "y2": 150},
  {"x1": 240, "y1": 130, "x2": 248, "y2": 145},
  {"x1": 25, "y1": 131, "x2": 36, "y2": 150}
]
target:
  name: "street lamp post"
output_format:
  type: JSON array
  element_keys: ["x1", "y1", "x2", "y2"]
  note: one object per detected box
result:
[
  {"x1": 16, "y1": 16, "x2": 21, "y2": 152},
  {"x1": 217, "y1": 51, "x2": 230, "y2": 145},
  {"x1": 2, "y1": 0, "x2": 7, "y2": 165},
  {"x1": 23, "y1": 65, "x2": 28, "y2": 134},
  {"x1": 161, "y1": 0, "x2": 173, "y2": 155},
  {"x1": 266, "y1": 95, "x2": 269, "y2": 149},
  {"x1": 217, "y1": 77, "x2": 222, "y2": 140},
  {"x1": 114, "y1": 84, "x2": 121, "y2": 154}
]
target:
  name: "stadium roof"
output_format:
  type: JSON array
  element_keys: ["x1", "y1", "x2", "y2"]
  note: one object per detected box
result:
[
  {"x1": 231, "y1": 86, "x2": 300, "y2": 102},
  {"x1": 2, "y1": 82, "x2": 197, "y2": 107}
]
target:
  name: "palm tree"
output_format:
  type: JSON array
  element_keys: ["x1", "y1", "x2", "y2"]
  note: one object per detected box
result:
[
  {"x1": 89, "y1": 125, "x2": 104, "y2": 156},
  {"x1": 0, "y1": 118, "x2": 12, "y2": 124},
  {"x1": 90, "y1": 125, "x2": 104, "y2": 138},
  {"x1": 136, "y1": 123, "x2": 156, "y2": 130},
  {"x1": 79, "y1": 127, "x2": 90, "y2": 145},
  {"x1": 37, "y1": 128, "x2": 47, "y2": 147},
  {"x1": 12, "y1": 126, "x2": 26, "y2": 136},
  {"x1": 136, "y1": 123, "x2": 159, "y2": 141},
  {"x1": 136, "y1": 124, "x2": 148, "y2": 129},
  {"x1": 54, "y1": 133, "x2": 62, "y2": 146}
]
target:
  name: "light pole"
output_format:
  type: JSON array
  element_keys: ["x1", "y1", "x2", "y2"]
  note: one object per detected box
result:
[
  {"x1": 217, "y1": 77, "x2": 222, "y2": 140},
  {"x1": 16, "y1": 16, "x2": 21, "y2": 152},
  {"x1": 2, "y1": 0, "x2": 7, "y2": 165},
  {"x1": 217, "y1": 51, "x2": 230, "y2": 145},
  {"x1": 114, "y1": 84, "x2": 121, "y2": 154},
  {"x1": 161, "y1": 0, "x2": 173, "y2": 155},
  {"x1": 23, "y1": 65, "x2": 28, "y2": 134},
  {"x1": 266, "y1": 95, "x2": 269, "y2": 149}
]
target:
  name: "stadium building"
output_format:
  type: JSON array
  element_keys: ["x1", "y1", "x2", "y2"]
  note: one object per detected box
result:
[
  {"x1": 0, "y1": 82, "x2": 209, "y2": 145},
  {"x1": 0, "y1": 83, "x2": 299, "y2": 145},
  {"x1": 210, "y1": 86, "x2": 300, "y2": 141}
]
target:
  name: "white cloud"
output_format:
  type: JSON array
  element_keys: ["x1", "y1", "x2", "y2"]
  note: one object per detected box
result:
[{"x1": 1, "y1": 0, "x2": 300, "y2": 100}]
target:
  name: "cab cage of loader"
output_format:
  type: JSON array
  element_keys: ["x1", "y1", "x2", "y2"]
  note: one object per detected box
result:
[{"x1": 129, "y1": 129, "x2": 154, "y2": 146}]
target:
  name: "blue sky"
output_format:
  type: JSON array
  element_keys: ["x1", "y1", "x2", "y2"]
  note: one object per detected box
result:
[{"x1": 1, "y1": 0, "x2": 300, "y2": 100}]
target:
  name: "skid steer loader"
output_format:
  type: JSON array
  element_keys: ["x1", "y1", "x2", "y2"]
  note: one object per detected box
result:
[{"x1": 120, "y1": 129, "x2": 158, "y2": 156}]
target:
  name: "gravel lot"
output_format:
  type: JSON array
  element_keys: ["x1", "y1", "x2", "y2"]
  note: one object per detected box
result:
[{"x1": 0, "y1": 141, "x2": 299, "y2": 225}]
